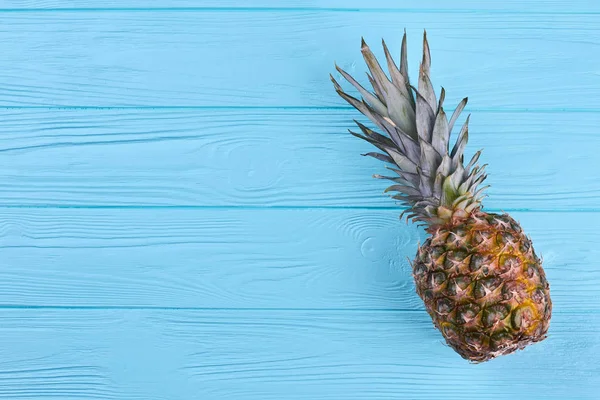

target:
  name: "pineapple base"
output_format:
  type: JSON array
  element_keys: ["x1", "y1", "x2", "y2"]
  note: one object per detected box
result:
[{"x1": 412, "y1": 211, "x2": 552, "y2": 363}]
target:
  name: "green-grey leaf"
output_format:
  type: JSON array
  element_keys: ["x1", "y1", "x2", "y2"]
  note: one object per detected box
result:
[
  {"x1": 367, "y1": 72, "x2": 386, "y2": 104},
  {"x1": 361, "y1": 99, "x2": 398, "y2": 136},
  {"x1": 400, "y1": 31, "x2": 415, "y2": 107},
  {"x1": 431, "y1": 107, "x2": 450, "y2": 156},
  {"x1": 362, "y1": 152, "x2": 393, "y2": 163},
  {"x1": 436, "y1": 154, "x2": 452, "y2": 177},
  {"x1": 348, "y1": 130, "x2": 391, "y2": 155},
  {"x1": 393, "y1": 127, "x2": 420, "y2": 163},
  {"x1": 387, "y1": 148, "x2": 418, "y2": 174},
  {"x1": 433, "y1": 172, "x2": 445, "y2": 199},
  {"x1": 418, "y1": 64, "x2": 437, "y2": 113},
  {"x1": 450, "y1": 163, "x2": 466, "y2": 188},
  {"x1": 465, "y1": 201, "x2": 481, "y2": 213},
  {"x1": 438, "y1": 87, "x2": 446, "y2": 111},
  {"x1": 441, "y1": 174, "x2": 458, "y2": 206},
  {"x1": 373, "y1": 174, "x2": 413, "y2": 187},
  {"x1": 415, "y1": 89, "x2": 435, "y2": 143},
  {"x1": 465, "y1": 149, "x2": 482, "y2": 173},
  {"x1": 354, "y1": 120, "x2": 395, "y2": 148},
  {"x1": 449, "y1": 97, "x2": 468, "y2": 134},
  {"x1": 382, "y1": 39, "x2": 412, "y2": 100},
  {"x1": 419, "y1": 140, "x2": 442, "y2": 176},
  {"x1": 422, "y1": 30, "x2": 431, "y2": 76},
  {"x1": 331, "y1": 82, "x2": 387, "y2": 133},
  {"x1": 361, "y1": 38, "x2": 392, "y2": 94},
  {"x1": 384, "y1": 185, "x2": 421, "y2": 197},
  {"x1": 382, "y1": 83, "x2": 417, "y2": 137},
  {"x1": 450, "y1": 115, "x2": 470, "y2": 169},
  {"x1": 386, "y1": 166, "x2": 420, "y2": 186},
  {"x1": 454, "y1": 197, "x2": 471, "y2": 210},
  {"x1": 417, "y1": 167, "x2": 433, "y2": 197},
  {"x1": 473, "y1": 185, "x2": 490, "y2": 200},
  {"x1": 335, "y1": 64, "x2": 388, "y2": 116}
]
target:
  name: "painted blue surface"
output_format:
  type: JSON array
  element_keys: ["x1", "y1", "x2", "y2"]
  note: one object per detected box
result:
[{"x1": 0, "y1": 2, "x2": 599, "y2": 399}]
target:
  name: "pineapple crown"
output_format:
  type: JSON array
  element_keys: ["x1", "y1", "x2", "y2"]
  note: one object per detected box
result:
[{"x1": 331, "y1": 31, "x2": 489, "y2": 227}]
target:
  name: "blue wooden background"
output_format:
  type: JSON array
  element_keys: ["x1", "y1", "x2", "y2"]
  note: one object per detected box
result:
[{"x1": 1, "y1": 1, "x2": 599, "y2": 398}]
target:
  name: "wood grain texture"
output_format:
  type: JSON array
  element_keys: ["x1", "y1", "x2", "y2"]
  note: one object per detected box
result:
[
  {"x1": 0, "y1": 309, "x2": 598, "y2": 399},
  {"x1": 0, "y1": 109, "x2": 596, "y2": 210},
  {"x1": 0, "y1": 3, "x2": 597, "y2": 398},
  {"x1": 0, "y1": 11, "x2": 597, "y2": 108},
  {"x1": 1, "y1": 0, "x2": 599, "y2": 12},
  {"x1": 0, "y1": 208, "x2": 595, "y2": 311}
]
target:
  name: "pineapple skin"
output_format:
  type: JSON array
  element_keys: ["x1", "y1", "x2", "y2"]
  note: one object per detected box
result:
[{"x1": 412, "y1": 211, "x2": 552, "y2": 363}]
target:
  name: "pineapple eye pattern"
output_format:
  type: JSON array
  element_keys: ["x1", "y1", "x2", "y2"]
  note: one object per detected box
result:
[{"x1": 416, "y1": 215, "x2": 551, "y2": 362}]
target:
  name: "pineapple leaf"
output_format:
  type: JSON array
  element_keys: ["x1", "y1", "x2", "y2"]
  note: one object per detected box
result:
[
  {"x1": 451, "y1": 163, "x2": 466, "y2": 186},
  {"x1": 472, "y1": 168, "x2": 488, "y2": 187},
  {"x1": 454, "y1": 197, "x2": 471, "y2": 210},
  {"x1": 464, "y1": 201, "x2": 481, "y2": 213},
  {"x1": 441, "y1": 163, "x2": 466, "y2": 206},
  {"x1": 393, "y1": 128, "x2": 421, "y2": 163},
  {"x1": 382, "y1": 39, "x2": 412, "y2": 101},
  {"x1": 419, "y1": 139, "x2": 442, "y2": 176},
  {"x1": 433, "y1": 173, "x2": 444, "y2": 199},
  {"x1": 432, "y1": 107, "x2": 450, "y2": 156},
  {"x1": 374, "y1": 117, "x2": 420, "y2": 163},
  {"x1": 473, "y1": 185, "x2": 490, "y2": 200},
  {"x1": 465, "y1": 149, "x2": 482, "y2": 173},
  {"x1": 373, "y1": 174, "x2": 413, "y2": 186},
  {"x1": 422, "y1": 30, "x2": 432, "y2": 76},
  {"x1": 387, "y1": 148, "x2": 418, "y2": 174},
  {"x1": 356, "y1": 97, "x2": 406, "y2": 142},
  {"x1": 335, "y1": 91, "x2": 388, "y2": 133},
  {"x1": 335, "y1": 65, "x2": 388, "y2": 116},
  {"x1": 386, "y1": 166, "x2": 420, "y2": 186},
  {"x1": 449, "y1": 97, "x2": 468, "y2": 134},
  {"x1": 353, "y1": 120, "x2": 395, "y2": 148},
  {"x1": 441, "y1": 175, "x2": 458, "y2": 206},
  {"x1": 417, "y1": 167, "x2": 433, "y2": 197},
  {"x1": 331, "y1": 75, "x2": 387, "y2": 131},
  {"x1": 348, "y1": 130, "x2": 392, "y2": 155},
  {"x1": 332, "y1": 31, "x2": 490, "y2": 219},
  {"x1": 360, "y1": 38, "x2": 392, "y2": 94},
  {"x1": 382, "y1": 84, "x2": 417, "y2": 138},
  {"x1": 400, "y1": 31, "x2": 416, "y2": 107},
  {"x1": 452, "y1": 193, "x2": 471, "y2": 206},
  {"x1": 362, "y1": 152, "x2": 393, "y2": 163},
  {"x1": 366, "y1": 72, "x2": 386, "y2": 104},
  {"x1": 438, "y1": 87, "x2": 446, "y2": 111},
  {"x1": 360, "y1": 39, "x2": 416, "y2": 138},
  {"x1": 418, "y1": 32, "x2": 437, "y2": 113},
  {"x1": 450, "y1": 115, "x2": 470, "y2": 169},
  {"x1": 461, "y1": 164, "x2": 484, "y2": 193},
  {"x1": 414, "y1": 89, "x2": 435, "y2": 143},
  {"x1": 434, "y1": 155, "x2": 452, "y2": 198},
  {"x1": 384, "y1": 185, "x2": 421, "y2": 197},
  {"x1": 418, "y1": 64, "x2": 437, "y2": 113},
  {"x1": 437, "y1": 154, "x2": 452, "y2": 177}
]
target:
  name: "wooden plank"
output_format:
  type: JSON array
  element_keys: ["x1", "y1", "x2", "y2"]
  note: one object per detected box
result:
[
  {"x1": 0, "y1": 12, "x2": 598, "y2": 108},
  {"x1": 0, "y1": 309, "x2": 597, "y2": 399},
  {"x1": 0, "y1": 208, "x2": 595, "y2": 311},
  {"x1": 1, "y1": 1, "x2": 599, "y2": 12},
  {"x1": 0, "y1": 109, "x2": 595, "y2": 210}
]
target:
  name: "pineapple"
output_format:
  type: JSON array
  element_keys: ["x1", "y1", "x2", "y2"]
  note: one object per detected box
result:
[{"x1": 331, "y1": 31, "x2": 552, "y2": 362}]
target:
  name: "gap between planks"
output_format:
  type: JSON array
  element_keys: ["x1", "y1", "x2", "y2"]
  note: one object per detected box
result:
[
  {"x1": 0, "y1": 306, "x2": 589, "y2": 315},
  {"x1": 0, "y1": 106, "x2": 598, "y2": 113},
  {"x1": 0, "y1": 205, "x2": 600, "y2": 213},
  {"x1": 0, "y1": 8, "x2": 598, "y2": 15}
]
